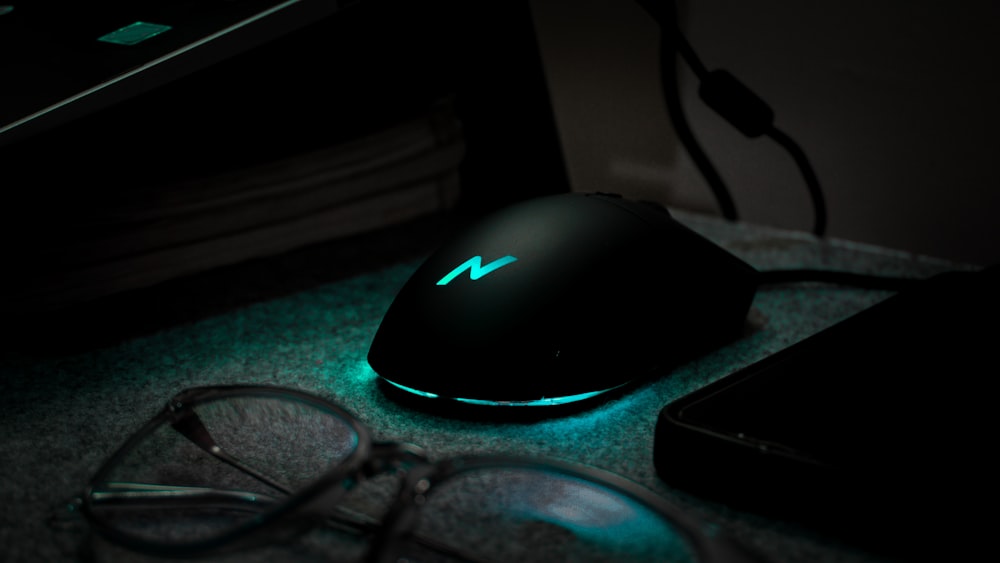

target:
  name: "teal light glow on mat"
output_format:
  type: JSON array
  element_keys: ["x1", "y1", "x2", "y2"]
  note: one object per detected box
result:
[
  {"x1": 381, "y1": 377, "x2": 626, "y2": 407},
  {"x1": 436, "y1": 255, "x2": 518, "y2": 285},
  {"x1": 98, "y1": 22, "x2": 172, "y2": 45},
  {"x1": 349, "y1": 360, "x2": 381, "y2": 383}
]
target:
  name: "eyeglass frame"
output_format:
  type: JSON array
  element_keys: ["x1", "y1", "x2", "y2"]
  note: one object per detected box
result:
[{"x1": 73, "y1": 384, "x2": 759, "y2": 563}]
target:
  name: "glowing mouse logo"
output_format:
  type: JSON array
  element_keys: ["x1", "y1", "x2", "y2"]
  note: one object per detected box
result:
[{"x1": 436, "y1": 255, "x2": 518, "y2": 285}]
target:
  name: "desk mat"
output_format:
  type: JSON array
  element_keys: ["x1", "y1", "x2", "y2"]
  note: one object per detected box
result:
[{"x1": 0, "y1": 209, "x2": 969, "y2": 563}]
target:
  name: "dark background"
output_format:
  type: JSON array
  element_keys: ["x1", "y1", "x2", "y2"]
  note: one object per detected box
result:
[
  {"x1": 0, "y1": 0, "x2": 571, "y2": 325},
  {"x1": 0, "y1": 2, "x2": 993, "y2": 562}
]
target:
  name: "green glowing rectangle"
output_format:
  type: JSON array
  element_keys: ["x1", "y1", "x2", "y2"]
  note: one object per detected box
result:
[{"x1": 97, "y1": 22, "x2": 172, "y2": 46}]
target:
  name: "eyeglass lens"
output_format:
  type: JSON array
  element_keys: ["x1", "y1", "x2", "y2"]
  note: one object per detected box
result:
[
  {"x1": 86, "y1": 393, "x2": 705, "y2": 562},
  {"x1": 87, "y1": 395, "x2": 361, "y2": 545},
  {"x1": 390, "y1": 467, "x2": 701, "y2": 563}
]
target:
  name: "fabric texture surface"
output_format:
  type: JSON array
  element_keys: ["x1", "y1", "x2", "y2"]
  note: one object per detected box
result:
[{"x1": 0, "y1": 209, "x2": 967, "y2": 563}]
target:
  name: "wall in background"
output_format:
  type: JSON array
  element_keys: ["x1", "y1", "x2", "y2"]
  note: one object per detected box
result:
[{"x1": 530, "y1": 0, "x2": 999, "y2": 266}]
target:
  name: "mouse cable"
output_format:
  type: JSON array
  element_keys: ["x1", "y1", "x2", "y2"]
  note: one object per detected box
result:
[
  {"x1": 639, "y1": 0, "x2": 739, "y2": 224},
  {"x1": 636, "y1": 0, "x2": 827, "y2": 237},
  {"x1": 756, "y1": 268, "x2": 924, "y2": 291}
]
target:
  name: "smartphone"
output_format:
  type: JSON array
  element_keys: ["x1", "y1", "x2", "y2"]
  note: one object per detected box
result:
[{"x1": 654, "y1": 265, "x2": 998, "y2": 557}]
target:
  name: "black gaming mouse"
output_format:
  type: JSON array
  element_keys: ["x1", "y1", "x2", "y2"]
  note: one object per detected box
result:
[{"x1": 367, "y1": 192, "x2": 759, "y2": 407}]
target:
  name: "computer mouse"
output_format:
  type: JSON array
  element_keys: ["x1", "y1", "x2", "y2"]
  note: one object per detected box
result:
[{"x1": 367, "y1": 192, "x2": 760, "y2": 407}]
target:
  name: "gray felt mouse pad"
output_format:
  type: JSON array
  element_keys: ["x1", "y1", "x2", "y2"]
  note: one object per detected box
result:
[{"x1": 0, "y1": 209, "x2": 968, "y2": 563}]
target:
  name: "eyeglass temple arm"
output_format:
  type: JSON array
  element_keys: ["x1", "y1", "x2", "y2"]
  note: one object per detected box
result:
[
  {"x1": 82, "y1": 481, "x2": 381, "y2": 537},
  {"x1": 167, "y1": 414, "x2": 486, "y2": 559},
  {"x1": 90, "y1": 482, "x2": 283, "y2": 510},
  {"x1": 169, "y1": 409, "x2": 294, "y2": 495}
]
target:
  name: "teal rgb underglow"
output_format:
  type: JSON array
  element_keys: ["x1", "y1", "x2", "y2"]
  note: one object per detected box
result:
[
  {"x1": 381, "y1": 377, "x2": 625, "y2": 407},
  {"x1": 436, "y1": 255, "x2": 518, "y2": 286},
  {"x1": 98, "y1": 22, "x2": 172, "y2": 46}
]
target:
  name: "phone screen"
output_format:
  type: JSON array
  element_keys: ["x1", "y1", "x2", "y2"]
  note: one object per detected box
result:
[
  {"x1": 654, "y1": 266, "x2": 999, "y2": 556},
  {"x1": 672, "y1": 320, "x2": 937, "y2": 468}
]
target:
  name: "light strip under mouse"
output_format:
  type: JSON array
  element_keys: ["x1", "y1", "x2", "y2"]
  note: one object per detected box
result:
[{"x1": 380, "y1": 378, "x2": 627, "y2": 407}]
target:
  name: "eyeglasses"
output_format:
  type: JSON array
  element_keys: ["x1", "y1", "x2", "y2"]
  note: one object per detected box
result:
[{"x1": 65, "y1": 385, "x2": 757, "y2": 562}]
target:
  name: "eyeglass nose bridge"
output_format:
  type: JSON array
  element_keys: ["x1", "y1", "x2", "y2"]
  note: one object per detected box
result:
[
  {"x1": 292, "y1": 441, "x2": 430, "y2": 518},
  {"x1": 367, "y1": 441, "x2": 430, "y2": 473}
]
